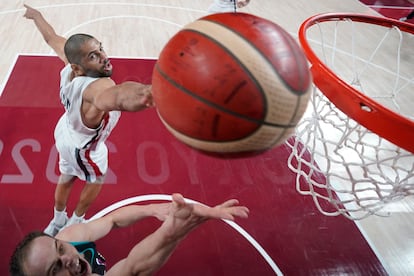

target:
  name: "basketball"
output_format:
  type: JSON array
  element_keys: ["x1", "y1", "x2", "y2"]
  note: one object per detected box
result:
[{"x1": 152, "y1": 12, "x2": 311, "y2": 154}]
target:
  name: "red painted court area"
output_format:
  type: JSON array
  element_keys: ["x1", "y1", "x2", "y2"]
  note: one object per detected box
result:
[
  {"x1": 0, "y1": 56, "x2": 385, "y2": 275},
  {"x1": 359, "y1": 0, "x2": 414, "y2": 22}
]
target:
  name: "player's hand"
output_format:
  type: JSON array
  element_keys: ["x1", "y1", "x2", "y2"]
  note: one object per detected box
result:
[
  {"x1": 193, "y1": 197, "x2": 250, "y2": 221},
  {"x1": 139, "y1": 85, "x2": 155, "y2": 108},
  {"x1": 237, "y1": 0, "x2": 250, "y2": 8},
  {"x1": 161, "y1": 194, "x2": 249, "y2": 240},
  {"x1": 151, "y1": 203, "x2": 171, "y2": 221},
  {"x1": 23, "y1": 4, "x2": 41, "y2": 20},
  {"x1": 171, "y1": 194, "x2": 249, "y2": 224}
]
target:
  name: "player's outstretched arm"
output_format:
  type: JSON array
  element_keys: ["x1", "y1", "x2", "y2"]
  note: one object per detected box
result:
[
  {"x1": 23, "y1": 4, "x2": 68, "y2": 64},
  {"x1": 106, "y1": 194, "x2": 249, "y2": 275},
  {"x1": 87, "y1": 79, "x2": 154, "y2": 112},
  {"x1": 56, "y1": 202, "x2": 171, "y2": 242}
]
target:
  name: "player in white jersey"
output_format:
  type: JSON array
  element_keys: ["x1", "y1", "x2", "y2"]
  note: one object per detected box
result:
[
  {"x1": 24, "y1": 4, "x2": 154, "y2": 236},
  {"x1": 56, "y1": 63, "x2": 121, "y2": 182},
  {"x1": 207, "y1": 0, "x2": 250, "y2": 14}
]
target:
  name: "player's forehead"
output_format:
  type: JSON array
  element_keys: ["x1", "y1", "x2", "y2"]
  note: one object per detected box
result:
[
  {"x1": 24, "y1": 236, "x2": 56, "y2": 275},
  {"x1": 80, "y1": 38, "x2": 102, "y2": 55}
]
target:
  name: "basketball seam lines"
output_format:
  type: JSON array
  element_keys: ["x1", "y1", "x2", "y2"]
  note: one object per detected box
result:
[
  {"x1": 185, "y1": 21, "x2": 306, "y2": 128},
  {"x1": 182, "y1": 20, "x2": 308, "y2": 146},
  {"x1": 155, "y1": 63, "x2": 296, "y2": 129},
  {"x1": 182, "y1": 27, "x2": 269, "y2": 124},
  {"x1": 200, "y1": 18, "x2": 309, "y2": 96}
]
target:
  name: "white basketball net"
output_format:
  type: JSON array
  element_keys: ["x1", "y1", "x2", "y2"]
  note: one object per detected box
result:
[{"x1": 287, "y1": 15, "x2": 414, "y2": 220}]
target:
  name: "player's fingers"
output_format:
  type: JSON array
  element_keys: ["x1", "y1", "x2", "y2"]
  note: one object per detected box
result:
[
  {"x1": 232, "y1": 206, "x2": 249, "y2": 218},
  {"x1": 172, "y1": 193, "x2": 185, "y2": 207},
  {"x1": 217, "y1": 199, "x2": 239, "y2": 208}
]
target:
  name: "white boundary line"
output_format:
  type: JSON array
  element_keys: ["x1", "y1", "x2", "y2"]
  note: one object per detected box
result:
[
  {"x1": 0, "y1": 3, "x2": 206, "y2": 15},
  {"x1": 61, "y1": 15, "x2": 183, "y2": 37},
  {"x1": 0, "y1": 54, "x2": 19, "y2": 97},
  {"x1": 89, "y1": 194, "x2": 283, "y2": 275}
]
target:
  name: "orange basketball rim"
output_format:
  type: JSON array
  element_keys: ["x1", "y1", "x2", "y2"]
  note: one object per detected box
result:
[{"x1": 298, "y1": 13, "x2": 414, "y2": 154}]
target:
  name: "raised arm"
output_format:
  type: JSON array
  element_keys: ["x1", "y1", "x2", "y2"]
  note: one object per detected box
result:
[
  {"x1": 56, "y1": 202, "x2": 171, "y2": 242},
  {"x1": 107, "y1": 194, "x2": 249, "y2": 275},
  {"x1": 23, "y1": 4, "x2": 68, "y2": 64},
  {"x1": 85, "y1": 78, "x2": 154, "y2": 112},
  {"x1": 80, "y1": 78, "x2": 153, "y2": 127}
]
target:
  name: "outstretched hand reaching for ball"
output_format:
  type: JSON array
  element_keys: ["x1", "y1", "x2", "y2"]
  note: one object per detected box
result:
[
  {"x1": 106, "y1": 194, "x2": 249, "y2": 275},
  {"x1": 162, "y1": 194, "x2": 249, "y2": 240},
  {"x1": 23, "y1": 4, "x2": 40, "y2": 20}
]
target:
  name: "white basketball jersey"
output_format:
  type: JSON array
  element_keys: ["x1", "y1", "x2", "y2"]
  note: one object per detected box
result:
[{"x1": 56, "y1": 64, "x2": 121, "y2": 149}]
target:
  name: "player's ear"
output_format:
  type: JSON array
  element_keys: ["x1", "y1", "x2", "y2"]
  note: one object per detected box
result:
[{"x1": 71, "y1": 63, "x2": 85, "y2": 76}]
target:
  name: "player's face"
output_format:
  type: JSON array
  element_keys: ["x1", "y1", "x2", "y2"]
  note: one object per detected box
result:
[
  {"x1": 78, "y1": 38, "x2": 113, "y2": 78},
  {"x1": 24, "y1": 236, "x2": 92, "y2": 276}
]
